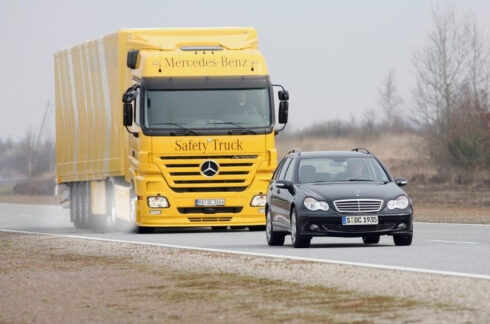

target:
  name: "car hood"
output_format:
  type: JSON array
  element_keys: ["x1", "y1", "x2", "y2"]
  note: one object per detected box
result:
[{"x1": 297, "y1": 182, "x2": 406, "y2": 201}]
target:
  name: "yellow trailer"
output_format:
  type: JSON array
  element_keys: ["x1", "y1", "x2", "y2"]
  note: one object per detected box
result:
[{"x1": 54, "y1": 28, "x2": 289, "y2": 232}]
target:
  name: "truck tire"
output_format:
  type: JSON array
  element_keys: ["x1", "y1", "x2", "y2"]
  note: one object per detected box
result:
[
  {"x1": 92, "y1": 180, "x2": 117, "y2": 233},
  {"x1": 73, "y1": 182, "x2": 83, "y2": 229},
  {"x1": 80, "y1": 182, "x2": 91, "y2": 228}
]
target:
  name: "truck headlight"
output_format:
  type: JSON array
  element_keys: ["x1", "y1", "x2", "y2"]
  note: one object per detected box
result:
[
  {"x1": 251, "y1": 194, "x2": 266, "y2": 207},
  {"x1": 148, "y1": 196, "x2": 169, "y2": 208},
  {"x1": 304, "y1": 197, "x2": 329, "y2": 211},
  {"x1": 387, "y1": 196, "x2": 409, "y2": 210}
]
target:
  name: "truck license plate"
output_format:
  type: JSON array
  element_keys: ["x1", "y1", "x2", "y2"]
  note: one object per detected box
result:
[
  {"x1": 342, "y1": 216, "x2": 378, "y2": 225},
  {"x1": 195, "y1": 199, "x2": 225, "y2": 206}
]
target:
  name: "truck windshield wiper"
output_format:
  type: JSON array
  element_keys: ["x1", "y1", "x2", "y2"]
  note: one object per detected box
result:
[
  {"x1": 151, "y1": 122, "x2": 199, "y2": 135},
  {"x1": 209, "y1": 122, "x2": 257, "y2": 134}
]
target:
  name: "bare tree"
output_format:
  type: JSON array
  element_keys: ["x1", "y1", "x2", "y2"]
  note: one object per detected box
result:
[
  {"x1": 377, "y1": 69, "x2": 403, "y2": 131},
  {"x1": 412, "y1": 4, "x2": 490, "y2": 170}
]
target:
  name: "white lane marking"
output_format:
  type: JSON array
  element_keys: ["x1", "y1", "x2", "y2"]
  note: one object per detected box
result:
[
  {"x1": 431, "y1": 239, "x2": 480, "y2": 244},
  {"x1": 1, "y1": 228, "x2": 489, "y2": 281},
  {"x1": 415, "y1": 222, "x2": 490, "y2": 227}
]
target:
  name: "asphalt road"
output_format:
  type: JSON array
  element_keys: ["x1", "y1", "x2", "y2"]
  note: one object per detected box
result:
[{"x1": 1, "y1": 203, "x2": 489, "y2": 279}]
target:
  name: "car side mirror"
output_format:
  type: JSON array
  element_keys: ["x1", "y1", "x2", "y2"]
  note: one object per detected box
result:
[
  {"x1": 395, "y1": 177, "x2": 407, "y2": 187},
  {"x1": 278, "y1": 101, "x2": 289, "y2": 124},
  {"x1": 276, "y1": 180, "x2": 293, "y2": 189},
  {"x1": 123, "y1": 102, "x2": 133, "y2": 126}
]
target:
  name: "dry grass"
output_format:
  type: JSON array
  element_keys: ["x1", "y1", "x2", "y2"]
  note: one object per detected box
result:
[
  {"x1": 277, "y1": 133, "x2": 435, "y2": 181},
  {"x1": 0, "y1": 232, "x2": 469, "y2": 324}
]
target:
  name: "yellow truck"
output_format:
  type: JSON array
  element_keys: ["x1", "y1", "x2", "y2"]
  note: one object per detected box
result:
[{"x1": 54, "y1": 27, "x2": 289, "y2": 232}]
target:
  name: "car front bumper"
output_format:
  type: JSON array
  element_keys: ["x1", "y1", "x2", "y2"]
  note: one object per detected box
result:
[{"x1": 297, "y1": 213, "x2": 413, "y2": 237}]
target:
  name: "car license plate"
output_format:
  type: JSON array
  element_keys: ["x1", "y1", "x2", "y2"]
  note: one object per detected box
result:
[
  {"x1": 195, "y1": 199, "x2": 225, "y2": 206},
  {"x1": 342, "y1": 216, "x2": 378, "y2": 225}
]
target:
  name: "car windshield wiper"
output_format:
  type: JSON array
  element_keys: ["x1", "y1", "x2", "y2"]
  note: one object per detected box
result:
[
  {"x1": 150, "y1": 122, "x2": 199, "y2": 135},
  {"x1": 347, "y1": 179, "x2": 377, "y2": 182},
  {"x1": 209, "y1": 122, "x2": 257, "y2": 134}
]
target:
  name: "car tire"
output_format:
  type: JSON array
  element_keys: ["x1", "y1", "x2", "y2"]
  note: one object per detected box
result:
[
  {"x1": 290, "y1": 208, "x2": 311, "y2": 248},
  {"x1": 362, "y1": 235, "x2": 380, "y2": 244},
  {"x1": 249, "y1": 225, "x2": 266, "y2": 231},
  {"x1": 136, "y1": 226, "x2": 154, "y2": 234},
  {"x1": 266, "y1": 209, "x2": 285, "y2": 246},
  {"x1": 393, "y1": 234, "x2": 412, "y2": 246}
]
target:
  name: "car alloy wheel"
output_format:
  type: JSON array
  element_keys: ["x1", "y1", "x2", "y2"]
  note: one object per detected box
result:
[{"x1": 290, "y1": 208, "x2": 311, "y2": 248}]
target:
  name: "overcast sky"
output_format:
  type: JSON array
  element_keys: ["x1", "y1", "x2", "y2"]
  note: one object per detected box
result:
[{"x1": 0, "y1": 0, "x2": 489, "y2": 141}]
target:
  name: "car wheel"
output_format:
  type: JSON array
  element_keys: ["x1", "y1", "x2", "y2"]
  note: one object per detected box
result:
[
  {"x1": 393, "y1": 234, "x2": 412, "y2": 246},
  {"x1": 362, "y1": 235, "x2": 380, "y2": 244},
  {"x1": 249, "y1": 225, "x2": 266, "y2": 231},
  {"x1": 290, "y1": 208, "x2": 311, "y2": 248},
  {"x1": 266, "y1": 209, "x2": 285, "y2": 246}
]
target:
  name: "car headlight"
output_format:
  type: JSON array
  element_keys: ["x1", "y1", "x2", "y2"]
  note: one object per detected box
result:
[
  {"x1": 251, "y1": 194, "x2": 266, "y2": 207},
  {"x1": 387, "y1": 196, "x2": 409, "y2": 210},
  {"x1": 304, "y1": 197, "x2": 329, "y2": 211},
  {"x1": 148, "y1": 196, "x2": 169, "y2": 208}
]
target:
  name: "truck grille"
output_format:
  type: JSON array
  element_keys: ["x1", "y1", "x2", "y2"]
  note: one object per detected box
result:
[
  {"x1": 160, "y1": 155, "x2": 259, "y2": 193},
  {"x1": 188, "y1": 217, "x2": 232, "y2": 223},
  {"x1": 178, "y1": 207, "x2": 243, "y2": 214},
  {"x1": 333, "y1": 199, "x2": 383, "y2": 213}
]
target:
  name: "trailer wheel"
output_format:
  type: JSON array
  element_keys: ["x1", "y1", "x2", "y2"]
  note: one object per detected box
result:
[
  {"x1": 80, "y1": 182, "x2": 91, "y2": 228},
  {"x1": 73, "y1": 182, "x2": 83, "y2": 229}
]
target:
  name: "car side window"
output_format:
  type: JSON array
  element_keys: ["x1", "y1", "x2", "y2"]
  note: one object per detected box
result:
[
  {"x1": 277, "y1": 157, "x2": 292, "y2": 180},
  {"x1": 284, "y1": 157, "x2": 296, "y2": 182},
  {"x1": 273, "y1": 158, "x2": 287, "y2": 180}
]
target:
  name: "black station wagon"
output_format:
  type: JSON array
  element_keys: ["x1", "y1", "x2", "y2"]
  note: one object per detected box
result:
[{"x1": 266, "y1": 148, "x2": 413, "y2": 248}]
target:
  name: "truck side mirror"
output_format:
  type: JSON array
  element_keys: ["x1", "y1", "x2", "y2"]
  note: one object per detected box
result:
[
  {"x1": 278, "y1": 90, "x2": 289, "y2": 101},
  {"x1": 278, "y1": 101, "x2": 288, "y2": 124},
  {"x1": 123, "y1": 103, "x2": 133, "y2": 126},
  {"x1": 127, "y1": 49, "x2": 140, "y2": 69}
]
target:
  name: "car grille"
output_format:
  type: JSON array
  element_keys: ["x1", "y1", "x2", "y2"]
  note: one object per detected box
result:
[
  {"x1": 322, "y1": 223, "x2": 395, "y2": 232},
  {"x1": 159, "y1": 155, "x2": 258, "y2": 193},
  {"x1": 333, "y1": 199, "x2": 383, "y2": 213}
]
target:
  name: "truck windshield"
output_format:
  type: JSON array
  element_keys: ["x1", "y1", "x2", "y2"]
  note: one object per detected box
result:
[{"x1": 144, "y1": 88, "x2": 271, "y2": 130}]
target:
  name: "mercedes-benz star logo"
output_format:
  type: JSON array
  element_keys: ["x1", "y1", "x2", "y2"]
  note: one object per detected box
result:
[{"x1": 200, "y1": 160, "x2": 219, "y2": 177}]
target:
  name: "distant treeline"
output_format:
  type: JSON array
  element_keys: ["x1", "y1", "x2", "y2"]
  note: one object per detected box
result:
[{"x1": 0, "y1": 132, "x2": 55, "y2": 179}]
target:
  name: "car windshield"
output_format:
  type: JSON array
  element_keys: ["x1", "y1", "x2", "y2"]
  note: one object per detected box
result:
[
  {"x1": 298, "y1": 157, "x2": 389, "y2": 183},
  {"x1": 144, "y1": 88, "x2": 271, "y2": 129}
]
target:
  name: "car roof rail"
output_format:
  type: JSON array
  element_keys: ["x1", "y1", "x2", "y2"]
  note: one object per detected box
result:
[
  {"x1": 287, "y1": 148, "x2": 301, "y2": 155},
  {"x1": 352, "y1": 147, "x2": 371, "y2": 154}
]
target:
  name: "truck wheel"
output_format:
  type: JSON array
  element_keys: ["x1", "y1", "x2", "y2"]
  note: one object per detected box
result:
[
  {"x1": 362, "y1": 235, "x2": 380, "y2": 244},
  {"x1": 131, "y1": 186, "x2": 152, "y2": 234},
  {"x1": 73, "y1": 183, "x2": 83, "y2": 229},
  {"x1": 69, "y1": 182, "x2": 76, "y2": 223},
  {"x1": 266, "y1": 209, "x2": 285, "y2": 246},
  {"x1": 80, "y1": 182, "x2": 91, "y2": 228},
  {"x1": 290, "y1": 208, "x2": 311, "y2": 248},
  {"x1": 91, "y1": 180, "x2": 116, "y2": 233},
  {"x1": 393, "y1": 234, "x2": 413, "y2": 246}
]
